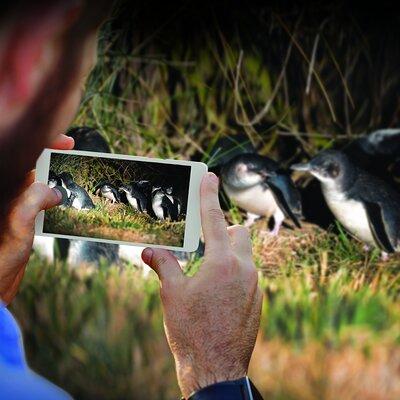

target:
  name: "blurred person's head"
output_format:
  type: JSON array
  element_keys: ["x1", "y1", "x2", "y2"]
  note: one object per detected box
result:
[{"x1": 0, "y1": 0, "x2": 113, "y2": 234}]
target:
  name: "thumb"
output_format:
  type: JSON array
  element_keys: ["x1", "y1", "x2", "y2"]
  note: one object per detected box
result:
[
  {"x1": 141, "y1": 248, "x2": 184, "y2": 283},
  {"x1": 12, "y1": 182, "x2": 63, "y2": 232}
]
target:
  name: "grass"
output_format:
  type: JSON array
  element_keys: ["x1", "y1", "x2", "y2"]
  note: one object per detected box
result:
[
  {"x1": 44, "y1": 200, "x2": 185, "y2": 246},
  {"x1": 10, "y1": 3, "x2": 400, "y2": 399},
  {"x1": 12, "y1": 242, "x2": 400, "y2": 400},
  {"x1": 12, "y1": 260, "x2": 178, "y2": 400}
]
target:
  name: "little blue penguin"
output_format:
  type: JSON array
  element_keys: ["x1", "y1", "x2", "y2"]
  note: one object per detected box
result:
[
  {"x1": 48, "y1": 171, "x2": 61, "y2": 188},
  {"x1": 93, "y1": 181, "x2": 121, "y2": 203},
  {"x1": 137, "y1": 180, "x2": 152, "y2": 191},
  {"x1": 136, "y1": 180, "x2": 152, "y2": 200},
  {"x1": 164, "y1": 186, "x2": 182, "y2": 218},
  {"x1": 58, "y1": 172, "x2": 95, "y2": 210},
  {"x1": 344, "y1": 128, "x2": 400, "y2": 183},
  {"x1": 48, "y1": 172, "x2": 71, "y2": 209},
  {"x1": 291, "y1": 149, "x2": 400, "y2": 255},
  {"x1": 66, "y1": 126, "x2": 111, "y2": 153},
  {"x1": 119, "y1": 182, "x2": 149, "y2": 213},
  {"x1": 221, "y1": 153, "x2": 302, "y2": 234},
  {"x1": 349, "y1": 128, "x2": 400, "y2": 158},
  {"x1": 151, "y1": 186, "x2": 179, "y2": 221}
]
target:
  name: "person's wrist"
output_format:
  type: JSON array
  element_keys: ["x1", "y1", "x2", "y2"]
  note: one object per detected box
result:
[{"x1": 176, "y1": 358, "x2": 247, "y2": 399}]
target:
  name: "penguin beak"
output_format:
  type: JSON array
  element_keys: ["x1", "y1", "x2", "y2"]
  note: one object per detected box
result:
[
  {"x1": 291, "y1": 162, "x2": 312, "y2": 172},
  {"x1": 250, "y1": 167, "x2": 277, "y2": 178},
  {"x1": 260, "y1": 170, "x2": 277, "y2": 178}
]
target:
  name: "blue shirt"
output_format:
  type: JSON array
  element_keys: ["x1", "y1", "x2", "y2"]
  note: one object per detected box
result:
[{"x1": 0, "y1": 304, "x2": 71, "y2": 399}]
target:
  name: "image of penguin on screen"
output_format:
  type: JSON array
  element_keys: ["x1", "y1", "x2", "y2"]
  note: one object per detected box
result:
[{"x1": 43, "y1": 152, "x2": 191, "y2": 248}]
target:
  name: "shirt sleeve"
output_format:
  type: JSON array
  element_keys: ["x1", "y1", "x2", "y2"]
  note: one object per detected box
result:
[{"x1": 0, "y1": 303, "x2": 72, "y2": 399}]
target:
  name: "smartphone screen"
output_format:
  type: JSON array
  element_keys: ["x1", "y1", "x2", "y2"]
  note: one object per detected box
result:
[{"x1": 36, "y1": 149, "x2": 207, "y2": 251}]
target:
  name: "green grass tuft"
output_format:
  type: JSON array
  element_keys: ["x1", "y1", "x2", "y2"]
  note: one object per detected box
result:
[{"x1": 44, "y1": 201, "x2": 185, "y2": 247}]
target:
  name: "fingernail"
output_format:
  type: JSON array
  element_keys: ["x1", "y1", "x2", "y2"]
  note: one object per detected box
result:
[
  {"x1": 141, "y1": 248, "x2": 154, "y2": 265},
  {"x1": 206, "y1": 172, "x2": 219, "y2": 185},
  {"x1": 66, "y1": 135, "x2": 75, "y2": 147},
  {"x1": 52, "y1": 187, "x2": 63, "y2": 203}
]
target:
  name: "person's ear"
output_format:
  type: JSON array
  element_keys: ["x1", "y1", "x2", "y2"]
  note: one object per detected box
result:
[{"x1": 0, "y1": 2, "x2": 82, "y2": 109}]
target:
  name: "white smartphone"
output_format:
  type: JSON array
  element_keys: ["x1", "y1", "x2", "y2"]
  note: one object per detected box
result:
[{"x1": 35, "y1": 149, "x2": 207, "y2": 252}]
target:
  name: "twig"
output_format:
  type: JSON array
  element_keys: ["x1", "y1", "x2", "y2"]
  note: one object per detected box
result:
[
  {"x1": 306, "y1": 18, "x2": 329, "y2": 95},
  {"x1": 275, "y1": 129, "x2": 365, "y2": 139},
  {"x1": 233, "y1": 20, "x2": 297, "y2": 128},
  {"x1": 322, "y1": 36, "x2": 355, "y2": 109},
  {"x1": 275, "y1": 13, "x2": 338, "y2": 122}
]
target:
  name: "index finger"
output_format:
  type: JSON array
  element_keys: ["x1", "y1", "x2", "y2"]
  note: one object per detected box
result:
[
  {"x1": 200, "y1": 172, "x2": 231, "y2": 256},
  {"x1": 47, "y1": 134, "x2": 75, "y2": 150}
]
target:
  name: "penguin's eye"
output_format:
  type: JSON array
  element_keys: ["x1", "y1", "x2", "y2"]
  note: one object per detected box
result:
[
  {"x1": 236, "y1": 164, "x2": 248, "y2": 174},
  {"x1": 326, "y1": 162, "x2": 340, "y2": 178}
]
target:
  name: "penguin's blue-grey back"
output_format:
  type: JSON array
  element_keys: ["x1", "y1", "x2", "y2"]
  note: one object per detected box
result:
[
  {"x1": 348, "y1": 169, "x2": 400, "y2": 251},
  {"x1": 67, "y1": 127, "x2": 111, "y2": 153},
  {"x1": 268, "y1": 173, "x2": 302, "y2": 217},
  {"x1": 67, "y1": 241, "x2": 120, "y2": 266}
]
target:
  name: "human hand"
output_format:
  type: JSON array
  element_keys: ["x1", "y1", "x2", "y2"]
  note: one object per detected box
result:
[
  {"x1": 0, "y1": 134, "x2": 74, "y2": 304},
  {"x1": 142, "y1": 172, "x2": 262, "y2": 399}
]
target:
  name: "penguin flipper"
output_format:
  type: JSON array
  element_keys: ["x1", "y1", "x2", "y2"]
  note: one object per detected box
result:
[
  {"x1": 174, "y1": 197, "x2": 182, "y2": 216},
  {"x1": 110, "y1": 187, "x2": 121, "y2": 203},
  {"x1": 160, "y1": 203, "x2": 169, "y2": 220},
  {"x1": 161, "y1": 196, "x2": 170, "y2": 218},
  {"x1": 363, "y1": 201, "x2": 395, "y2": 253},
  {"x1": 267, "y1": 181, "x2": 302, "y2": 228},
  {"x1": 139, "y1": 196, "x2": 148, "y2": 213},
  {"x1": 170, "y1": 204, "x2": 179, "y2": 221},
  {"x1": 161, "y1": 196, "x2": 177, "y2": 220},
  {"x1": 67, "y1": 193, "x2": 77, "y2": 208}
]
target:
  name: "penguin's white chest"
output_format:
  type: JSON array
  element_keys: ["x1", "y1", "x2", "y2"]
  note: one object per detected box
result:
[
  {"x1": 323, "y1": 187, "x2": 375, "y2": 245},
  {"x1": 62, "y1": 183, "x2": 71, "y2": 198},
  {"x1": 152, "y1": 195, "x2": 165, "y2": 219},
  {"x1": 223, "y1": 183, "x2": 278, "y2": 217},
  {"x1": 126, "y1": 193, "x2": 139, "y2": 210},
  {"x1": 72, "y1": 197, "x2": 83, "y2": 210},
  {"x1": 103, "y1": 190, "x2": 116, "y2": 202}
]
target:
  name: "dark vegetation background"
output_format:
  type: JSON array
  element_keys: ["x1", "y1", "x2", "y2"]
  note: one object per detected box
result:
[
  {"x1": 11, "y1": 1, "x2": 400, "y2": 399},
  {"x1": 90, "y1": 0, "x2": 400, "y2": 163}
]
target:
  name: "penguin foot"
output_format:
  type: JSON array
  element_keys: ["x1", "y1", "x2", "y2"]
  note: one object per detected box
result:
[
  {"x1": 270, "y1": 209, "x2": 285, "y2": 237},
  {"x1": 270, "y1": 221, "x2": 282, "y2": 237},
  {"x1": 244, "y1": 212, "x2": 261, "y2": 228}
]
